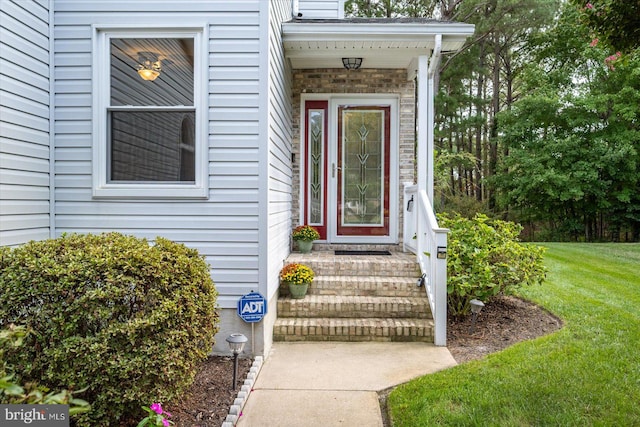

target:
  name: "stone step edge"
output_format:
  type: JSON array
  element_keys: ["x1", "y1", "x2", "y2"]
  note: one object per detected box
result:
[
  {"x1": 278, "y1": 294, "x2": 429, "y2": 302},
  {"x1": 277, "y1": 298, "x2": 432, "y2": 319},
  {"x1": 276, "y1": 313, "x2": 432, "y2": 320},
  {"x1": 274, "y1": 317, "x2": 434, "y2": 325},
  {"x1": 273, "y1": 317, "x2": 434, "y2": 335},
  {"x1": 313, "y1": 275, "x2": 419, "y2": 282},
  {"x1": 311, "y1": 276, "x2": 421, "y2": 288},
  {"x1": 305, "y1": 263, "x2": 420, "y2": 280},
  {"x1": 277, "y1": 310, "x2": 432, "y2": 320},
  {"x1": 273, "y1": 318, "x2": 434, "y2": 342},
  {"x1": 281, "y1": 276, "x2": 426, "y2": 297},
  {"x1": 286, "y1": 258, "x2": 420, "y2": 275}
]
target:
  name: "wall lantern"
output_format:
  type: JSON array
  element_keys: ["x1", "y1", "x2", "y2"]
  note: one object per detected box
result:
[
  {"x1": 137, "y1": 51, "x2": 162, "y2": 81},
  {"x1": 342, "y1": 57, "x2": 363, "y2": 70},
  {"x1": 226, "y1": 333, "x2": 248, "y2": 390}
]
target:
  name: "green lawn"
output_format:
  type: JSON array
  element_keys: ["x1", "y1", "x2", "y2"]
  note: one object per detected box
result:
[{"x1": 389, "y1": 243, "x2": 640, "y2": 426}]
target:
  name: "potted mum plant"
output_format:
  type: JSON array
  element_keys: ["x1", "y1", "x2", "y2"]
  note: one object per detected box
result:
[
  {"x1": 280, "y1": 263, "x2": 314, "y2": 299},
  {"x1": 291, "y1": 225, "x2": 320, "y2": 253}
]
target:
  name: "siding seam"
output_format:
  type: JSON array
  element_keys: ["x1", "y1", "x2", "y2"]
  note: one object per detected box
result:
[{"x1": 49, "y1": 0, "x2": 55, "y2": 238}]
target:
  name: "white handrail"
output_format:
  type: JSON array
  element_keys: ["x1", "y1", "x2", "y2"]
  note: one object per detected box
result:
[{"x1": 403, "y1": 183, "x2": 448, "y2": 346}]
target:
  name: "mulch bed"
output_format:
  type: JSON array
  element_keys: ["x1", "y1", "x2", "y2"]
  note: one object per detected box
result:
[
  {"x1": 165, "y1": 356, "x2": 253, "y2": 427},
  {"x1": 447, "y1": 295, "x2": 563, "y2": 363}
]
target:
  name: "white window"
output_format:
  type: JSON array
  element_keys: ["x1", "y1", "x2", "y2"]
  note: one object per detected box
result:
[{"x1": 93, "y1": 27, "x2": 207, "y2": 198}]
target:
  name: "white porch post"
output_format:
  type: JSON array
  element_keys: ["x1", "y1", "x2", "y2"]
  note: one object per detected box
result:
[
  {"x1": 426, "y1": 34, "x2": 441, "y2": 205},
  {"x1": 416, "y1": 36, "x2": 448, "y2": 346},
  {"x1": 416, "y1": 54, "x2": 428, "y2": 261},
  {"x1": 416, "y1": 35, "x2": 441, "y2": 208}
]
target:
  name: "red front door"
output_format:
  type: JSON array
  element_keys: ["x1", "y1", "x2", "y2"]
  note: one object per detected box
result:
[{"x1": 303, "y1": 101, "x2": 392, "y2": 241}]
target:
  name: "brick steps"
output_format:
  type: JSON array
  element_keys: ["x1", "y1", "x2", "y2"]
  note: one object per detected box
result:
[
  {"x1": 273, "y1": 317, "x2": 434, "y2": 342},
  {"x1": 285, "y1": 252, "x2": 419, "y2": 277},
  {"x1": 277, "y1": 294, "x2": 431, "y2": 318},
  {"x1": 310, "y1": 276, "x2": 423, "y2": 297},
  {"x1": 275, "y1": 250, "x2": 434, "y2": 343}
]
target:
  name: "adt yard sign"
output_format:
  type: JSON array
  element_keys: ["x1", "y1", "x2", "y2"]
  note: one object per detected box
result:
[{"x1": 237, "y1": 291, "x2": 267, "y2": 323}]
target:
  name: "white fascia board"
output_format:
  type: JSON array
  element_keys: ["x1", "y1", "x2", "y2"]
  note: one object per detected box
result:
[{"x1": 282, "y1": 21, "x2": 475, "y2": 40}]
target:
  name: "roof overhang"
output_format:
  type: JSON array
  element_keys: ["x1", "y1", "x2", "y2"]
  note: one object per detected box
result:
[{"x1": 282, "y1": 18, "x2": 475, "y2": 72}]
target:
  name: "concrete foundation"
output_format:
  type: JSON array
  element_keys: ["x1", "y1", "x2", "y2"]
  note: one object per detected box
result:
[{"x1": 211, "y1": 295, "x2": 279, "y2": 358}]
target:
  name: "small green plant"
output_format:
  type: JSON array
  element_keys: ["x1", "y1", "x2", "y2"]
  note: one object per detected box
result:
[
  {"x1": 137, "y1": 403, "x2": 173, "y2": 427},
  {"x1": 0, "y1": 233, "x2": 219, "y2": 426},
  {"x1": 280, "y1": 263, "x2": 315, "y2": 285},
  {"x1": 437, "y1": 213, "x2": 546, "y2": 317},
  {"x1": 291, "y1": 225, "x2": 320, "y2": 241}
]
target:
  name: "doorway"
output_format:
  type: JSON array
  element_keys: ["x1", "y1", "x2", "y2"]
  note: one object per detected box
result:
[{"x1": 302, "y1": 96, "x2": 398, "y2": 243}]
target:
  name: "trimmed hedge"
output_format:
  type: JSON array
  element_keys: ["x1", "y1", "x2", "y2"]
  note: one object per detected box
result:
[
  {"x1": 438, "y1": 213, "x2": 546, "y2": 317},
  {"x1": 0, "y1": 233, "x2": 219, "y2": 426}
]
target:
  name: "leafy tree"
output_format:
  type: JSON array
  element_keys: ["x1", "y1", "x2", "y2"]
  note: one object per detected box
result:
[
  {"x1": 435, "y1": 0, "x2": 558, "y2": 208},
  {"x1": 345, "y1": 1, "x2": 640, "y2": 241},
  {"x1": 345, "y1": 0, "x2": 450, "y2": 18},
  {"x1": 570, "y1": 0, "x2": 640, "y2": 53},
  {"x1": 493, "y1": 4, "x2": 640, "y2": 240}
]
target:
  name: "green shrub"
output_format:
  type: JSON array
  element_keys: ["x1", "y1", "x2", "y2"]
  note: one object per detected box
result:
[
  {"x1": 0, "y1": 233, "x2": 219, "y2": 426},
  {"x1": 1, "y1": 325, "x2": 91, "y2": 414},
  {"x1": 437, "y1": 213, "x2": 546, "y2": 317}
]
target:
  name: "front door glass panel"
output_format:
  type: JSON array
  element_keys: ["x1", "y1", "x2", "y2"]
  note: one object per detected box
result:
[{"x1": 337, "y1": 106, "x2": 390, "y2": 236}]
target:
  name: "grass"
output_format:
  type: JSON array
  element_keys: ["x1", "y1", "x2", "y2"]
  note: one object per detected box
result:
[{"x1": 388, "y1": 243, "x2": 640, "y2": 426}]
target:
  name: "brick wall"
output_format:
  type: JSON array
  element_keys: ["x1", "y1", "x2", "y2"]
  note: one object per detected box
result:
[{"x1": 291, "y1": 68, "x2": 416, "y2": 243}]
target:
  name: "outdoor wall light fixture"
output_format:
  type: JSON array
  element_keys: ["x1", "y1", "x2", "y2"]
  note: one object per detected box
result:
[
  {"x1": 469, "y1": 299, "x2": 485, "y2": 334},
  {"x1": 137, "y1": 51, "x2": 162, "y2": 81},
  {"x1": 342, "y1": 57, "x2": 363, "y2": 70},
  {"x1": 226, "y1": 333, "x2": 248, "y2": 390}
]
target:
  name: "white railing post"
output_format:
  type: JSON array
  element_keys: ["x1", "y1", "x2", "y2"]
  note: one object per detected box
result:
[
  {"x1": 433, "y1": 226, "x2": 448, "y2": 346},
  {"x1": 405, "y1": 188, "x2": 448, "y2": 346},
  {"x1": 409, "y1": 38, "x2": 447, "y2": 346}
]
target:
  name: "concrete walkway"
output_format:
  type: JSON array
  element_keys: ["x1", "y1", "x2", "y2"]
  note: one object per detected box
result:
[{"x1": 236, "y1": 342, "x2": 457, "y2": 427}]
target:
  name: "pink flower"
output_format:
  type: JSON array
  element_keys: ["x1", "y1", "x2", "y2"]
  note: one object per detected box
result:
[
  {"x1": 162, "y1": 420, "x2": 170, "y2": 427},
  {"x1": 150, "y1": 403, "x2": 163, "y2": 415},
  {"x1": 164, "y1": 411, "x2": 172, "y2": 418},
  {"x1": 590, "y1": 38, "x2": 598, "y2": 47},
  {"x1": 586, "y1": 2, "x2": 593, "y2": 9}
]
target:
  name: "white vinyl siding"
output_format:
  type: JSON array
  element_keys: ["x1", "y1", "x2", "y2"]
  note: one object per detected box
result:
[
  {"x1": 297, "y1": 0, "x2": 344, "y2": 19},
  {"x1": 0, "y1": 0, "x2": 51, "y2": 246},
  {"x1": 53, "y1": 0, "x2": 263, "y2": 308},
  {"x1": 266, "y1": 0, "x2": 294, "y2": 301}
]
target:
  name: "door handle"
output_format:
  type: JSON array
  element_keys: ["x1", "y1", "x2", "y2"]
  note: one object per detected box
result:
[{"x1": 332, "y1": 163, "x2": 341, "y2": 178}]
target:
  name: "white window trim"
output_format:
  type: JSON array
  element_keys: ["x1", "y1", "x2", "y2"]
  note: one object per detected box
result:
[{"x1": 92, "y1": 25, "x2": 208, "y2": 199}]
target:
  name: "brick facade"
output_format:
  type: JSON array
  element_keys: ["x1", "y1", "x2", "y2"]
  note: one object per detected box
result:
[{"x1": 291, "y1": 68, "x2": 416, "y2": 243}]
